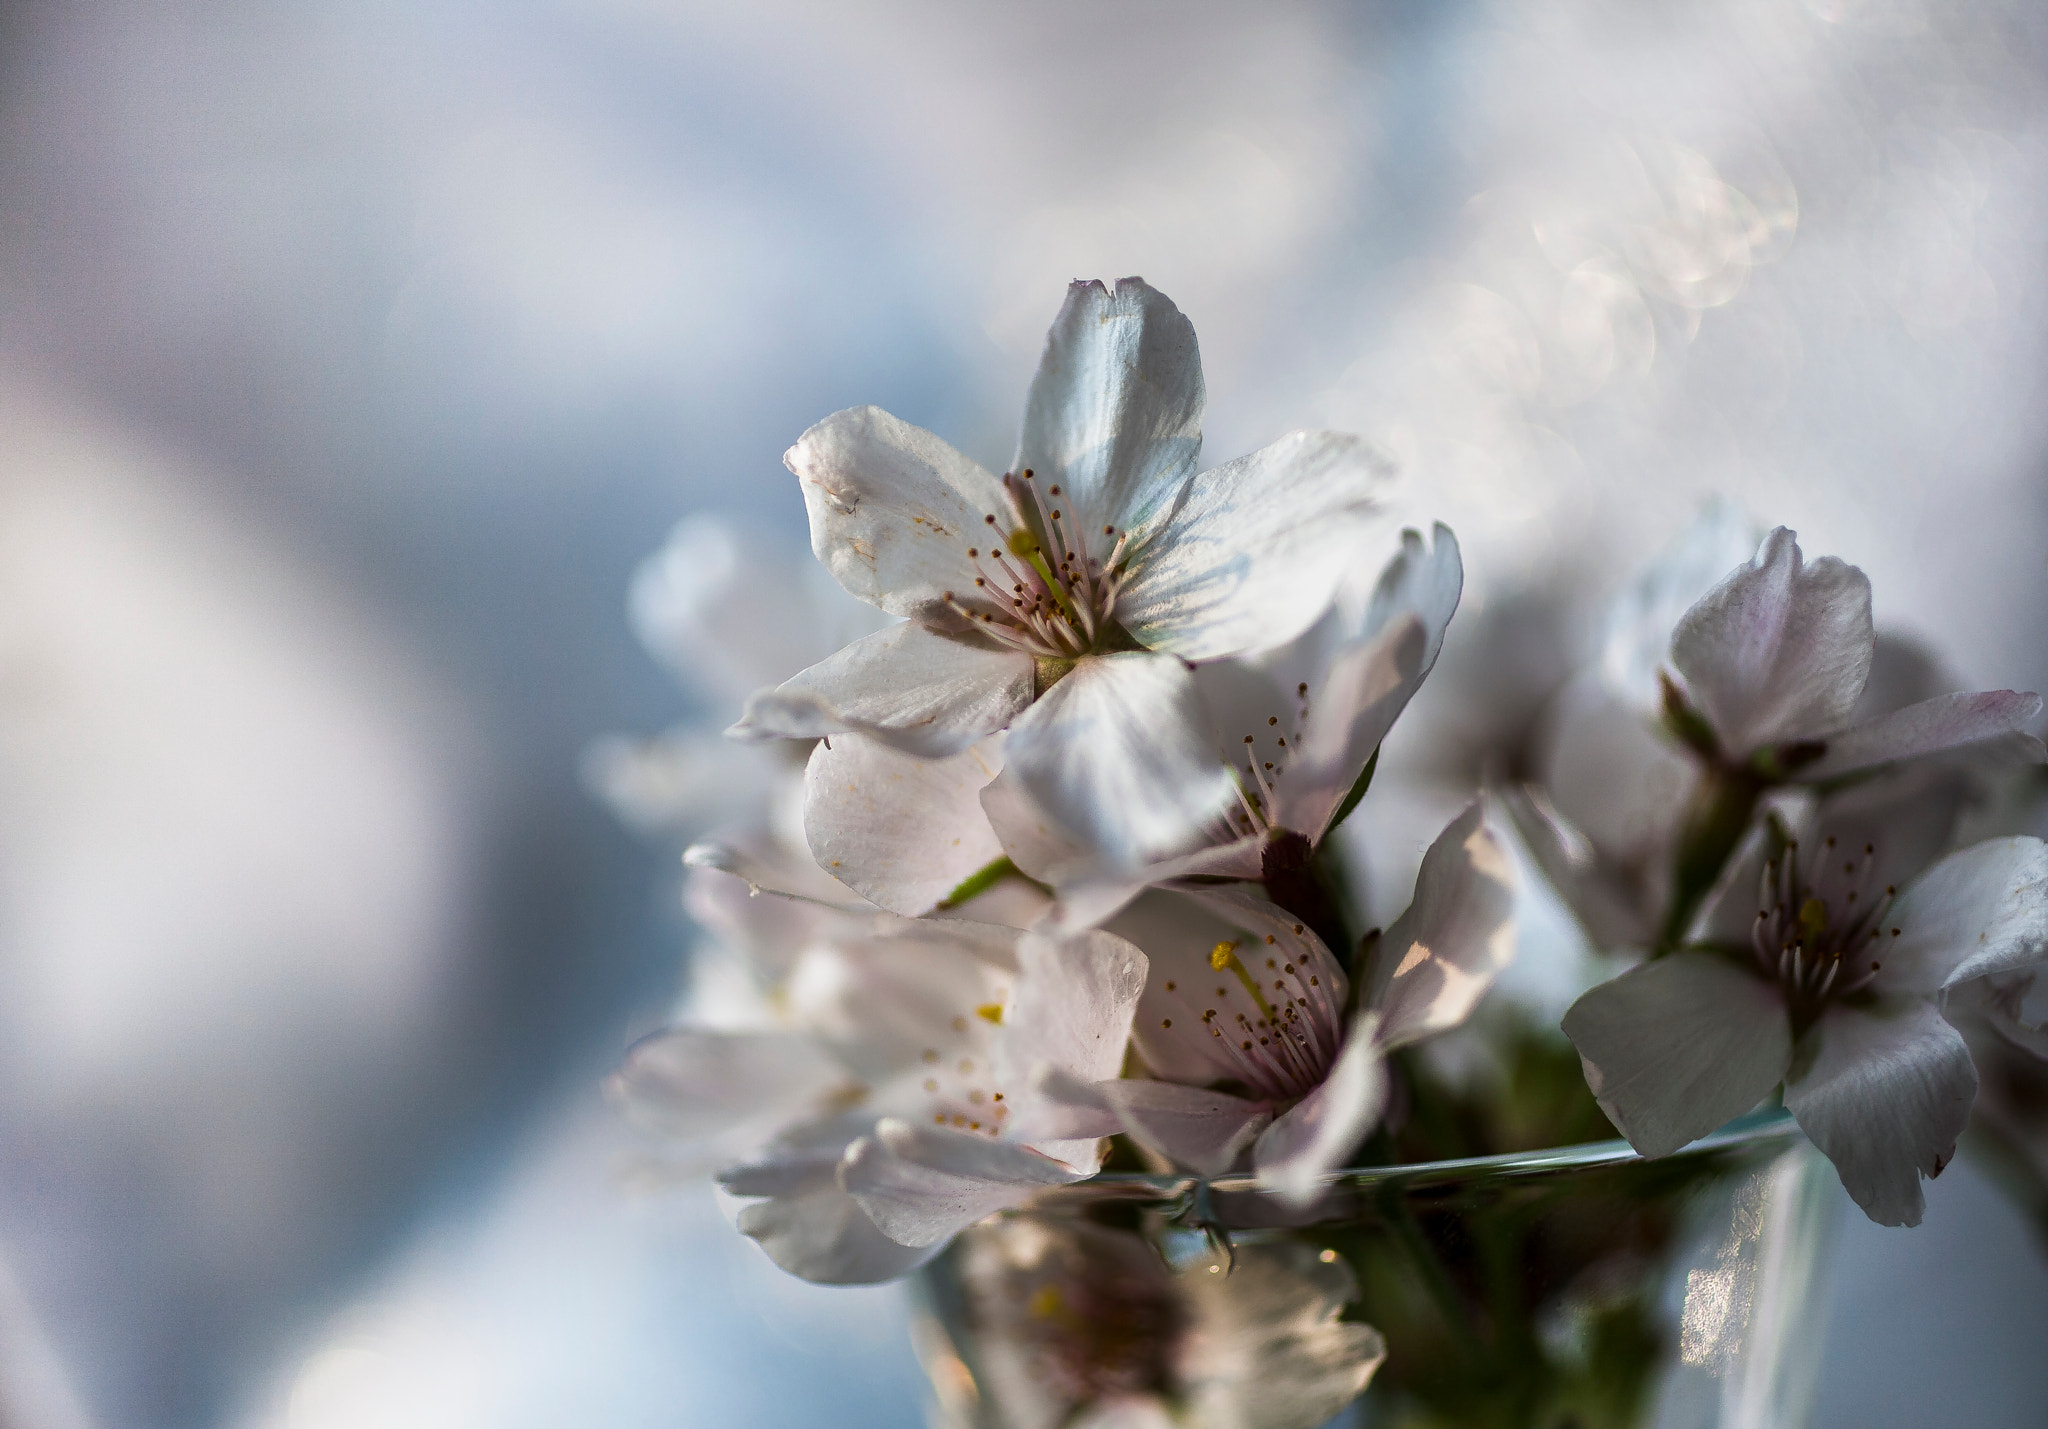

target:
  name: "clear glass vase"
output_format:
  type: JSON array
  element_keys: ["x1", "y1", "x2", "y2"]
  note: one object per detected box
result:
[{"x1": 908, "y1": 1112, "x2": 1836, "y2": 1429}]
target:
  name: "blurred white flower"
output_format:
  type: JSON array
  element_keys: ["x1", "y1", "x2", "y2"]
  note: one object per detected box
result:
[
  {"x1": 583, "y1": 514, "x2": 889, "y2": 838},
  {"x1": 1660, "y1": 527, "x2": 2041, "y2": 783},
  {"x1": 612, "y1": 864, "x2": 1148, "y2": 1283},
  {"x1": 932, "y1": 1216, "x2": 1384, "y2": 1429},
  {"x1": 729, "y1": 278, "x2": 1389, "y2": 870},
  {"x1": 1512, "y1": 517, "x2": 2046, "y2": 952},
  {"x1": 1563, "y1": 778, "x2": 2048, "y2": 1226}
]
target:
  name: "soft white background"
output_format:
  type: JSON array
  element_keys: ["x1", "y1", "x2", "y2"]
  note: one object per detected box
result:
[{"x1": 0, "y1": 1, "x2": 2043, "y2": 1425}]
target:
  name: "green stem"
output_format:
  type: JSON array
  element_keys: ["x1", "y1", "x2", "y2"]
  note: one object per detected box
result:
[
  {"x1": 935, "y1": 856, "x2": 1020, "y2": 911},
  {"x1": 1654, "y1": 767, "x2": 1761, "y2": 955}
]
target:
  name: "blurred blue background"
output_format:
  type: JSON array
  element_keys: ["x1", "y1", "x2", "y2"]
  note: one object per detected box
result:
[{"x1": 0, "y1": 1, "x2": 2043, "y2": 1425}]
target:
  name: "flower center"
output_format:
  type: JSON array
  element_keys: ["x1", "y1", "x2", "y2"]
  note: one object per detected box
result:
[
  {"x1": 1749, "y1": 833, "x2": 1901, "y2": 1020},
  {"x1": 1152, "y1": 924, "x2": 1344, "y2": 1102},
  {"x1": 941, "y1": 469, "x2": 1136, "y2": 659}
]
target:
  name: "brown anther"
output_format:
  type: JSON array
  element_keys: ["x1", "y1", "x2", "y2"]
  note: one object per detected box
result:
[{"x1": 1162, "y1": 1018, "x2": 1172, "y2": 1029}]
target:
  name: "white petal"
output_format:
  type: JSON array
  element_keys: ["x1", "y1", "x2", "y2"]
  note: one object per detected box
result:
[
  {"x1": 995, "y1": 928, "x2": 1146, "y2": 1167},
  {"x1": 728, "y1": 621, "x2": 1034, "y2": 758},
  {"x1": 1669, "y1": 527, "x2": 1873, "y2": 753},
  {"x1": 682, "y1": 853, "x2": 865, "y2": 984},
  {"x1": 1365, "y1": 802, "x2": 1518, "y2": 1049},
  {"x1": 628, "y1": 514, "x2": 889, "y2": 706},
  {"x1": 1949, "y1": 970, "x2": 2048, "y2": 1057},
  {"x1": 1213, "y1": 617, "x2": 1421, "y2": 841},
  {"x1": 1599, "y1": 499, "x2": 1761, "y2": 711},
  {"x1": 1116, "y1": 431, "x2": 1391, "y2": 662},
  {"x1": 1539, "y1": 672, "x2": 1698, "y2": 876},
  {"x1": 1191, "y1": 525, "x2": 1457, "y2": 836},
  {"x1": 607, "y1": 1028, "x2": 842, "y2": 1153},
  {"x1": 803, "y1": 733, "x2": 1007, "y2": 915},
  {"x1": 1047, "y1": 838, "x2": 1271, "y2": 931},
  {"x1": 1002, "y1": 653, "x2": 1236, "y2": 872},
  {"x1": 1096, "y1": 1078, "x2": 1271, "y2": 1176},
  {"x1": 1785, "y1": 997, "x2": 1977, "y2": 1226},
  {"x1": 719, "y1": 1150, "x2": 939, "y2": 1285},
  {"x1": 1801, "y1": 690, "x2": 2047, "y2": 781},
  {"x1": 840, "y1": 1119, "x2": 1090, "y2": 1249},
  {"x1": 580, "y1": 727, "x2": 786, "y2": 836},
  {"x1": 1497, "y1": 782, "x2": 1658, "y2": 952},
  {"x1": 1877, "y1": 836, "x2": 2048, "y2": 993},
  {"x1": 782, "y1": 925, "x2": 1016, "y2": 1084},
  {"x1": 1014, "y1": 1064, "x2": 1126, "y2": 1143},
  {"x1": 1253, "y1": 1012, "x2": 1389, "y2": 1207},
  {"x1": 979, "y1": 764, "x2": 1092, "y2": 884},
  {"x1": 982, "y1": 764, "x2": 1264, "y2": 928},
  {"x1": 1000, "y1": 929, "x2": 1148, "y2": 1104},
  {"x1": 1560, "y1": 951, "x2": 1793, "y2": 1157},
  {"x1": 1284, "y1": 521, "x2": 1465, "y2": 839},
  {"x1": 1015, "y1": 278, "x2": 1204, "y2": 548},
  {"x1": 787, "y1": 404, "x2": 1011, "y2": 625}
]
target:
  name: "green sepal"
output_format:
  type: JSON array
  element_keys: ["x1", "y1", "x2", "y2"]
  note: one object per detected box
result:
[{"x1": 1325, "y1": 746, "x2": 1382, "y2": 834}]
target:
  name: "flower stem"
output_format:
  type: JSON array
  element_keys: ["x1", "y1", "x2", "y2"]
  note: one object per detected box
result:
[{"x1": 1655, "y1": 766, "x2": 1761, "y2": 955}]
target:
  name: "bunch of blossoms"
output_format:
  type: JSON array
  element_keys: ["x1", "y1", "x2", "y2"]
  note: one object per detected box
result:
[
  {"x1": 614, "y1": 279, "x2": 1518, "y2": 1287},
  {"x1": 1509, "y1": 517, "x2": 2048, "y2": 1225}
]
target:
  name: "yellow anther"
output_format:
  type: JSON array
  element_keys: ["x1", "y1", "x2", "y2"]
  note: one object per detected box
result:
[{"x1": 975, "y1": 1002, "x2": 1004, "y2": 1024}]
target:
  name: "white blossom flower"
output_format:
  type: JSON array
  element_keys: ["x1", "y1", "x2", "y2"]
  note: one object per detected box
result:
[
  {"x1": 729, "y1": 278, "x2": 1389, "y2": 868},
  {"x1": 612, "y1": 876, "x2": 1147, "y2": 1283},
  {"x1": 1561, "y1": 781, "x2": 2048, "y2": 1226},
  {"x1": 1659, "y1": 525, "x2": 2041, "y2": 782},
  {"x1": 1024, "y1": 804, "x2": 1515, "y2": 1206},
  {"x1": 1511, "y1": 518, "x2": 2044, "y2": 952},
  {"x1": 798, "y1": 526, "x2": 1461, "y2": 929}
]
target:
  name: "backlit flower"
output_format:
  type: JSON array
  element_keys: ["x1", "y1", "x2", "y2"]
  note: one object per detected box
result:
[
  {"x1": 1562, "y1": 781, "x2": 2048, "y2": 1225},
  {"x1": 730, "y1": 278, "x2": 1390, "y2": 869}
]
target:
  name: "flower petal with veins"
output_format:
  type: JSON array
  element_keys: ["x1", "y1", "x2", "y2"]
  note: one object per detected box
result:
[
  {"x1": 1015, "y1": 278, "x2": 1204, "y2": 546},
  {"x1": 1785, "y1": 997, "x2": 1977, "y2": 1227},
  {"x1": 1117, "y1": 431, "x2": 1390, "y2": 662},
  {"x1": 804, "y1": 732, "x2": 1007, "y2": 915},
  {"x1": 788, "y1": 404, "x2": 1013, "y2": 627},
  {"x1": 841, "y1": 1119, "x2": 1092, "y2": 1249},
  {"x1": 1002, "y1": 652, "x2": 1235, "y2": 874},
  {"x1": 730, "y1": 621, "x2": 1033, "y2": 757},
  {"x1": 1562, "y1": 951, "x2": 1793, "y2": 1158},
  {"x1": 1669, "y1": 526, "x2": 1873, "y2": 754}
]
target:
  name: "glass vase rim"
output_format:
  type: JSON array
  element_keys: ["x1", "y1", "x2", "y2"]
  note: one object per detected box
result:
[{"x1": 1084, "y1": 1106, "x2": 1800, "y2": 1194}]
